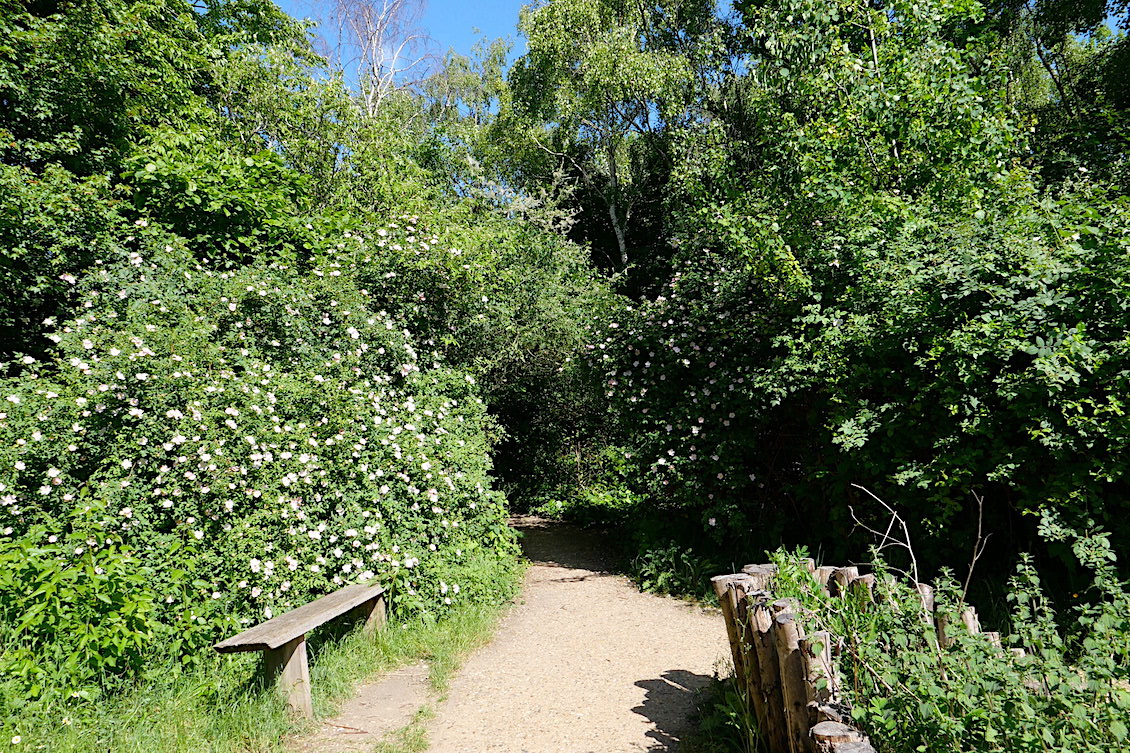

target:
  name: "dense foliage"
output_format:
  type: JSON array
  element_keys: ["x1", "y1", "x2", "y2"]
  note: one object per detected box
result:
[
  {"x1": 499, "y1": 0, "x2": 1130, "y2": 583},
  {"x1": 768, "y1": 520, "x2": 1129, "y2": 752},
  {"x1": 3, "y1": 0, "x2": 1130, "y2": 746},
  {"x1": 0, "y1": 0, "x2": 600, "y2": 721}
]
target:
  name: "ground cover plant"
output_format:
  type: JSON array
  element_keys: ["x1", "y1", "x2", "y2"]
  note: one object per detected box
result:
[
  {"x1": 1, "y1": 548, "x2": 521, "y2": 750},
  {"x1": 758, "y1": 515, "x2": 1130, "y2": 752}
]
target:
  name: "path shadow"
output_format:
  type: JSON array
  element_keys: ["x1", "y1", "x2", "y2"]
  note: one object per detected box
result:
[
  {"x1": 632, "y1": 669, "x2": 714, "y2": 751},
  {"x1": 511, "y1": 515, "x2": 617, "y2": 573}
]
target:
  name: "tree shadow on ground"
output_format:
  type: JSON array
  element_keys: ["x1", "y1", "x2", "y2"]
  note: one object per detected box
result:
[
  {"x1": 511, "y1": 515, "x2": 617, "y2": 573},
  {"x1": 633, "y1": 669, "x2": 714, "y2": 751}
]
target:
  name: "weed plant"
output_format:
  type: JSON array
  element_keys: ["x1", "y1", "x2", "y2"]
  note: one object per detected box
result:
[{"x1": 763, "y1": 514, "x2": 1130, "y2": 752}]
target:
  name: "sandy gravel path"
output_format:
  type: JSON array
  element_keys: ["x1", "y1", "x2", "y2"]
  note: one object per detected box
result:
[{"x1": 425, "y1": 517, "x2": 728, "y2": 753}]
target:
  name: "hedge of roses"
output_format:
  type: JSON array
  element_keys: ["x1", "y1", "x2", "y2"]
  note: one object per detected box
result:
[{"x1": 0, "y1": 219, "x2": 516, "y2": 697}]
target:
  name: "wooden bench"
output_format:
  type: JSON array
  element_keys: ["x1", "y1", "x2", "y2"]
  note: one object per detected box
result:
[{"x1": 214, "y1": 583, "x2": 387, "y2": 717}]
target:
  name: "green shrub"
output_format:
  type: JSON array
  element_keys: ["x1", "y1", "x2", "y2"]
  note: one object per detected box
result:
[
  {"x1": 0, "y1": 511, "x2": 163, "y2": 700},
  {"x1": 767, "y1": 515, "x2": 1130, "y2": 752},
  {"x1": 0, "y1": 223, "x2": 517, "y2": 698}
]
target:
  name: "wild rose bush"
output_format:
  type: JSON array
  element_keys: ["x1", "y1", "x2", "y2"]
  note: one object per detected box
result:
[
  {"x1": 582, "y1": 257, "x2": 766, "y2": 538},
  {"x1": 0, "y1": 220, "x2": 516, "y2": 696}
]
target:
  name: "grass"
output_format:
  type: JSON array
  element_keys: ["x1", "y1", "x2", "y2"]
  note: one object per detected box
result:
[
  {"x1": 6, "y1": 556, "x2": 524, "y2": 753},
  {"x1": 371, "y1": 706, "x2": 435, "y2": 753},
  {"x1": 677, "y1": 675, "x2": 761, "y2": 753}
]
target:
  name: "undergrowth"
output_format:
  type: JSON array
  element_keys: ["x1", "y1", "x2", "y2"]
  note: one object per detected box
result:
[{"x1": 2, "y1": 553, "x2": 523, "y2": 752}]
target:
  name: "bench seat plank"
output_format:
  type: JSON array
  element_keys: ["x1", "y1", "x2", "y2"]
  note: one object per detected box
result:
[{"x1": 215, "y1": 583, "x2": 386, "y2": 653}]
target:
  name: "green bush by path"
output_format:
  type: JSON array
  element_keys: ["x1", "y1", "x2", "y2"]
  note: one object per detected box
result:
[
  {"x1": 0, "y1": 549, "x2": 522, "y2": 751},
  {"x1": 761, "y1": 519, "x2": 1130, "y2": 753},
  {"x1": 0, "y1": 221, "x2": 518, "y2": 697},
  {"x1": 0, "y1": 0, "x2": 597, "y2": 713}
]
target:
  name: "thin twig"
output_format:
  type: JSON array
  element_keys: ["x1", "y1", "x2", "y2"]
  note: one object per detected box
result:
[
  {"x1": 960, "y1": 491, "x2": 992, "y2": 605},
  {"x1": 849, "y1": 483, "x2": 920, "y2": 585}
]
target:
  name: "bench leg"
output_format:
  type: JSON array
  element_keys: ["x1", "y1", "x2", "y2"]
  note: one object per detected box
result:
[
  {"x1": 264, "y1": 634, "x2": 313, "y2": 718},
  {"x1": 362, "y1": 594, "x2": 387, "y2": 635}
]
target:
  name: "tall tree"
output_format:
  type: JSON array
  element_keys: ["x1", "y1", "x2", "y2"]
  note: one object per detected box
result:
[
  {"x1": 509, "y1": 0, "x2": 697, "y2": 270},
  {"x1": 330, "y1": 0, "x2": 435, "y2": 117}
]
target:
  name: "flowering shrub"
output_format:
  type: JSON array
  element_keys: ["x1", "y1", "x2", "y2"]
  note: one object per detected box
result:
[
  {"x1": 582, "y1": 190, "x2": 1130, "y2": 569},
  {"x1": 0, "y1": 221, "x2": 516, "y2": 693},
  {"x1": 581, "y1": 256, "x2": 771, "y2": 539}
]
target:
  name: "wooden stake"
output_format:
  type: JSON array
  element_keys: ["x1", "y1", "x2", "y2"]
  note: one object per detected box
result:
[
  {"x1": 742, "y1": 564, "x2": 778, "y2": 592},
  {"x1": 830, "y1": 567, "x2": 859, "y2": 597},
  {"x1": 847, "y1": 575, "x2": 876, "y2": 606},
  {"x1": 712, "y1": 574, "x2": 753, "y2": 687},
  {"x1": 810, "y1": 721, "x2": 863, "y2": 746},
  {"x1": 829, "y1": 744, "x2": 877, "y2": 753},
  {"x1": 738, "y1": 590, "x2": 771, "y2": 738},
  {"x1": 772, "y1": 597, "x2": 800, "y2": 614},
  {"x1": 752, "y1": 602, "x2": 791, "y2": 753},
  {"x1": 801, "y1": 630, "x2": 839, "y2": 706},
  {"x1": 774, "y1": 612, "x2": 811, "y2": 753},
  {"x1": 960, "y1": 606, "x2": 981, "y2": 635},
  {"x1": 815, "y1": 566, "x2": 837, "y2": 593},
  {"x1": 914, "y1": 583, "x2": 935, "y2": 618},
  {"x1": 937, "y1": 610, "x2": 953, "y2": 649}
]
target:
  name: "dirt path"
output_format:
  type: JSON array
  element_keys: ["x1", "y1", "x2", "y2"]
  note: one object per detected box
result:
[
  {"x1": 426, "y1": 517, "x2": 728, "y2": 752},
  {"x1": 296, "y1": 517, "x2": 729, "y2": 752}
]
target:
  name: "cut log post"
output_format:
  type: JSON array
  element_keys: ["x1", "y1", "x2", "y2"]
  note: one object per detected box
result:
[
  {"x1": 738, "y1": 590, "x2": 771, "y2": 737},
  {"x1": 712, "y1": 574, "x2": 754, "y2": 687},
  {"x1": 810, "y1": 721, "x2": 863, "y2": 748},
  {"x1": 915, "y1": 583, "x2": 935, "y2": 621},
  {"x1": 774, "y1": 612, "x2": 811, "y2": 753},
  {"x1": 732, "y1": 579, "x2": 771, "y2": 737},
  {"x1": 815, "y1": 566, "x2": 837, "y2": 593},
  {"x1": 812, "y1": 702, "x2": 850, "y2": 724},
  {"x1": 752, "y1": 602, "x2": 791, "y2": 753},
  {"x1": 847, "y1": 575, "x2": 876, "y2": 605},
  {"x1": 742, "y1": 564, "x2": 778, "y2": 592},
  {"x1": 960, "y1": 606, "x2": 981, "y2": 635},
  {"x1": 772, "y1": 597, "x2": 801, "y2": 614},
  {"x1": 937, "y1": 610, "x2": 953, "y2": 649},
  {"x1": 983, "y1": 631, "x2": 1002, "y2": 648},
  {"x1": 264, "y1": 634, "x2": 313, "y2": 718},
  {"x1": 829, "y1": 742, "x2": 877, "y2": 753},
  {"x1": 830, "y1": 567, "x2": 859, "y2": 597},
  {"x1": 801, "y1": 629, "x2": 839, "y2": 706}
]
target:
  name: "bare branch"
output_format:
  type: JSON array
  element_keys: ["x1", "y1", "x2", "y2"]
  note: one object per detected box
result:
[
  {"x1": 329, "y1": 0, "x2": 438, "y2": 117},
  {"x1": 960, "y1": 491, "x2": 992, "y2": 605},
  {"x1": 849, "y1": 483, "x2": 919, "y2": 585}
]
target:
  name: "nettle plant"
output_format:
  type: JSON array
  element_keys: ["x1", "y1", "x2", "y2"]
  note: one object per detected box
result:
[
  {"x1": 768, "y1": 521, "x2": 1130, "y2": 753},
  {"x1": 0, "y1": 221, "x2": 515, "y2": 694}
]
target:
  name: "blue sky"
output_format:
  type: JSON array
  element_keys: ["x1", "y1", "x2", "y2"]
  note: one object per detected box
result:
[{"x1": 275, "y1": 0, "x2": 530, "y2": 60}]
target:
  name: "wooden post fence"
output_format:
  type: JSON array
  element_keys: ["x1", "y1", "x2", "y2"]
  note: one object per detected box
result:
[{"x1": 713, "y1": 560, "x2": 1018, "y2": 753}]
